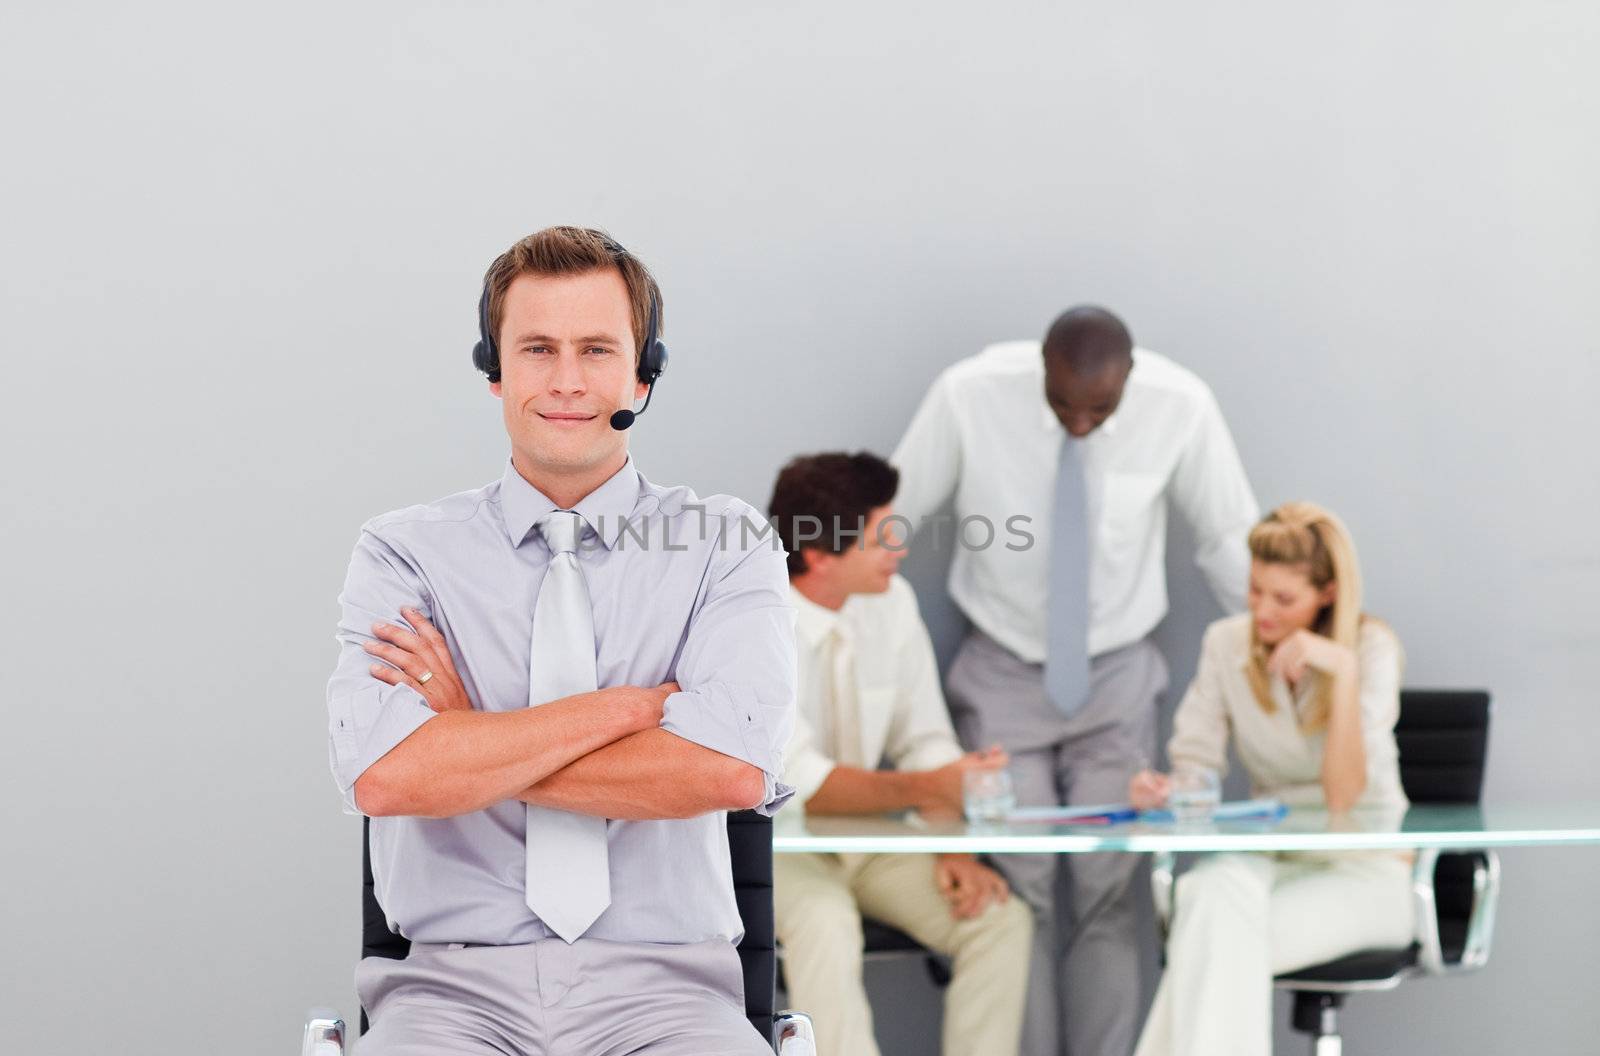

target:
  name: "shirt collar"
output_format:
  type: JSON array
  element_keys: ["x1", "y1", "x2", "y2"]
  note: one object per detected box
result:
[
  {"x1": 789, "y1": 583, "x2": 844, "y2": 648},
  {"x1": 499, "y1": 455, "x2": 642, "y2": 551}
]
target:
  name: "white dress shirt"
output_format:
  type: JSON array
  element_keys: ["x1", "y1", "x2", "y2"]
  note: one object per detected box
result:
[
  {"x1": 781, "y1": 575, "x2": 965, "y2": 804},
  {"x1": 892, "y1": 341, "x2": 1260, "y2": 662}
]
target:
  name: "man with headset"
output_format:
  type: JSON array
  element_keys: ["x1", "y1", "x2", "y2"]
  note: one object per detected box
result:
[{"x1": 324, "y1": 226, "x2": 796, "y2": 1055}]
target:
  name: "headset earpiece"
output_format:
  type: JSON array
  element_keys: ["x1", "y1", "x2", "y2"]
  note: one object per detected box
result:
[
  {"x1": 471, "y1": 284, "x2": 500, "y2": 382},
  {"x1": 636, "y1": 294, "x2": 668, "y2": 386}
]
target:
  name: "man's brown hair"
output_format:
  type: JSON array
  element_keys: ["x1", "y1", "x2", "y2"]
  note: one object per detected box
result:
[
  {"x1": 767, "y1": 451, "x2": 900, "y2": 577},
  {"x1": 482, "y1": 226, "x2": 661, "y2": 372}
]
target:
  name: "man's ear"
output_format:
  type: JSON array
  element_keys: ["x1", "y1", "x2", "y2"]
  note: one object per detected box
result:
[
  {"x1": 635, "y1": 378, "x2": 649, "y2": 402},
  {"x1": 804, "y1": 548, "x2": 837, "y2": 577},
  {"x1": 490, "y1": 380, "x2": 503, "y2": 399}
]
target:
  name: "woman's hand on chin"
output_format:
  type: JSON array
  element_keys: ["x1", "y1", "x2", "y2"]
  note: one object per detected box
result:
[{"x1": 1267, "y1": 629, "x2": 1355, "y2": 683}]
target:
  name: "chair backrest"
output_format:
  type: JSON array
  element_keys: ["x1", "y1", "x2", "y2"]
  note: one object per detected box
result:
[
  {"x1": 729, "y1": 810, "x2": 778, "y2": 1047},
  {"x1": 359, "y1": 811, "x2": 776, "y2": 1046},
  {"x1": 1394, "y1": 689, "x2": 1491, "y2": 805},
  {"x1": 1394, "y1": 688, "x2": 1492, "y2": 957}
]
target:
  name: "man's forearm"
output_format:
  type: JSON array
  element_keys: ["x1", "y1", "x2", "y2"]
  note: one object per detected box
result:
[
  {"x1": 804, "y1": 765, "x2": 930, "y2": 816},
  {"x1": 355, "y1": 689, "x2": 653, "y2": 819},
  {"x1": 518, "y1": 728, "x2": 766, "y2": 821}
]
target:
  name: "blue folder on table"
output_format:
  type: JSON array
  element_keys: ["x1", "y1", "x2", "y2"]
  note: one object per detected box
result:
[
  {"x1": 1140, "y1": 797, "x2": 1288, "y2": 823},
  {"x1": 1007, "y1": 798, "x2": 1287, "y2": 825}
]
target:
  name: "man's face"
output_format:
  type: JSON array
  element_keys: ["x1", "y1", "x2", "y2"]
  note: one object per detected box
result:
[
  {"x1": 489, "y1": 268, "x2": 648, "y2": 476},
  {"x1": 810, "y1": 505, "x2": 904, "y2": 596},
  {"x1": 1042, "y1": 355, "x2": 1130, "y2": 438}
]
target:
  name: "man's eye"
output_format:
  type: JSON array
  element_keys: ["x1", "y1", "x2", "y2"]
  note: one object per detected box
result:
[
  {"x1": 525, "y1": 346, "x2": 552, "y2": 355},
  {"x1": 585, "y1": 346, "x2": 613, "y2": 356}
]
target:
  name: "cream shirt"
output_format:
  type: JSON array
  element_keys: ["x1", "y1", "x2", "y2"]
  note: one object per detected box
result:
[
  {"x1": 1166, "y1": 613, "x2": 1408, "y2": 811},
  {"x1": 891, "y1": 341, "x2": 1259, "y2": 662},
  {"x1": 780, "y1": 575, "x2": 965, "y2": 804}
]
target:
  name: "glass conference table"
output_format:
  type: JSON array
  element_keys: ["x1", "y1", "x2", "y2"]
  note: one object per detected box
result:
[{"x1": 772, "y1": 802, "x2": 1600, "y2": 854}]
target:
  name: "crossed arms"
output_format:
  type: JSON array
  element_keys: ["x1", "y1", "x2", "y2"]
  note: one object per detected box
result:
[{"x1": 327, "y1": 530, "x2": 792, "y2": 823}]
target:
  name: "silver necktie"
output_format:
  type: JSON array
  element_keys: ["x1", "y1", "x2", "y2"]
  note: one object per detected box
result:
[
  {"x1": 1044, "y1": 436, "x2": 1091, "y2": 715},
  {"x1": 525, "y1": 511, "x2": 610, "y2": 942}
]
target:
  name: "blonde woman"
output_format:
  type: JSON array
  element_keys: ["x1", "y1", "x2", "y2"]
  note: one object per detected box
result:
[{"x1": 1129, "y1": 502, "x2": 1414, "y2": 1056}]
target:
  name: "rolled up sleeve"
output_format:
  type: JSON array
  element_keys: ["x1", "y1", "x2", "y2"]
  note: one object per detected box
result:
[
  {"x1": 661, "y1": 512, "x2": 798, "y2": 816},
  {"x1": 325, "y1": 528, "x2": 439, "y2": 814},
  {"x1": 884, "y1": 577, "x2": 964, "y2": 774}
]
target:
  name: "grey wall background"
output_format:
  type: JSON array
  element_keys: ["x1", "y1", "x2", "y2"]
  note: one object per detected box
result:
[{"x1": 3, "y1": 3, "x2": 1596, "y2": 1053}]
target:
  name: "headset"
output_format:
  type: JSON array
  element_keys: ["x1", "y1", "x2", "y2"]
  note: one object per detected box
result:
[{"x1": 471, "y1": 234, "x2": 669, "y2": 430}]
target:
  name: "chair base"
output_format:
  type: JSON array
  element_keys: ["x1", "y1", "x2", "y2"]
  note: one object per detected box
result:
[{"x1": 1290, "y1": 992, "x2": 1344, "y2": 1056}]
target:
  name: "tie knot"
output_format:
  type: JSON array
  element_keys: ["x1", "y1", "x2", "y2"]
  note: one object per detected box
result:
[{"x1": 538, "y1": 511, "x2": 584, "y2": 555}]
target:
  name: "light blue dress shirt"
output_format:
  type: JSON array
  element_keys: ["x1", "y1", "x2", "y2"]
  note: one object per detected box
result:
[{"x1": 326, "y1": 456, "x2": 796, "y2": 946}]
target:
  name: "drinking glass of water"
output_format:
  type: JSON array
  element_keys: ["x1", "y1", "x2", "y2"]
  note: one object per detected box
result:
[
  {"x1": 962, "y1": 766, "x2": 1016, "y2": 823},
  {"x1": 1168, "y1": 765, "x2": 1221, "y2": 823}
]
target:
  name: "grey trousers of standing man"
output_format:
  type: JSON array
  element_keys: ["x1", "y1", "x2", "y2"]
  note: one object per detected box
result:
[{"x1": 946, "y1": 629, "x2": 1168, "y2": 1056}]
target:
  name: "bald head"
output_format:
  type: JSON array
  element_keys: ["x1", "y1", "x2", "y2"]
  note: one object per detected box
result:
[
  {"x1": 1042, "y1": 306, "x2": 1133, "y2": 375},
  {"x1": 1041, "y1": 306, "x2": 1134, "y2": 438}
]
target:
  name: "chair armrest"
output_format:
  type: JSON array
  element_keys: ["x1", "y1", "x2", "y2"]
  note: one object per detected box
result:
[
  {"x1": 1456, "y1": 849, "x2": 1500, "y2": 971},
  {"x1": 1150, "y1": 851, "x2": 1176, "y2": 942},
  {"x1": 302, "y1": 1009, "x2": 346, "y2": 1056},
  {"x1": 776, "y1": 1009, "x2": 816, "y2": 1055},
  {"x1": 1412, "y1": 848, "x2": 1501, "y2": 975}
]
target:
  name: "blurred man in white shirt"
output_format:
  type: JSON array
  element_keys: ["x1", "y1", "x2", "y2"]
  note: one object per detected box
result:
[
  {"x1": 767, "y1": 451, "x2": 1032, "y2": 1056},
  {"x1": 892, "y1": 308, "x2": 1259, "y2": 1056}
]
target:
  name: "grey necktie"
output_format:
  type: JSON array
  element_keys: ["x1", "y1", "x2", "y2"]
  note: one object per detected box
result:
[
  {"x1": 525, "y1": 511, "x2": 610, "y2": 942},
  {"x1": 1044, "y1": 436, "x2": 1091, "y2": 716}
]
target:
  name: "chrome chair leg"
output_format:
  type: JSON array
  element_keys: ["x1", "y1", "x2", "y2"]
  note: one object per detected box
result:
[
  {"x1": 775, "y1": 1009, "x2": 816, "y2": 1055},
  {"x1": 301, "y1": 1009, "x2": 345, "y2": 1056}
]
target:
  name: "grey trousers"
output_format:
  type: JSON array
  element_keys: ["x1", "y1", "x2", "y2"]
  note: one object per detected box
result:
[
  {"x1": 946, "y1": 630, "x2": 1168, "y2": 1056},
  {"x1": 355, "y1": 937, "x2": 771, "y2": 1056}
]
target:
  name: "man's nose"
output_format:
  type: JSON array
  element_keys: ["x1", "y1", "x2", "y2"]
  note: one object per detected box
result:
[{"x1": 548, "y1": 350, "x2": 587, "y2": 394}]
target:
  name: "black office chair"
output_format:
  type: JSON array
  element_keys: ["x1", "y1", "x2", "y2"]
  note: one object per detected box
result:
[
  {"x1": 303, "y1": 811, "x2": 816, "y2": 1055},
  {"x1": 855, "y1": 921, "x2": 953, "y2": 987},
  {"x1": 1150, "y1": 688, "x2": 1499, "y2": 1056}
]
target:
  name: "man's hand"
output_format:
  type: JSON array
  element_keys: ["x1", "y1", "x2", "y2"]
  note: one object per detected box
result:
[
  {"x1": 366, "y1": 607, "x2": 474, "y2": 712},
  {"x1": 934, "y1": 853, "x2": 1010, "y2": 920},
  {"x1": 1128, "y1": 768, "x2": 1172, "y2": 811},
  {"x1": 366, "y1": 607, "x2": 675, "y2": 728},
  {"x1": 919, "y1": 745, "x2": 1010, "y2": 819}
]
